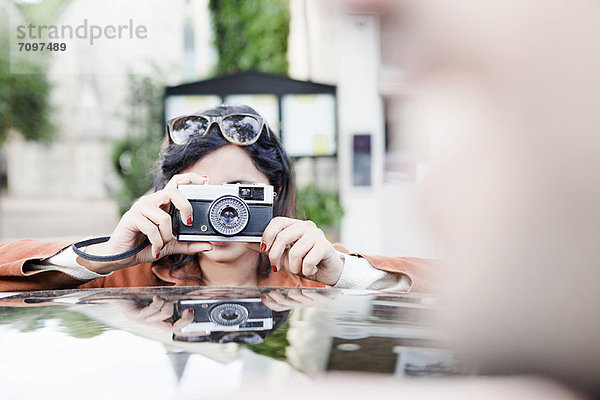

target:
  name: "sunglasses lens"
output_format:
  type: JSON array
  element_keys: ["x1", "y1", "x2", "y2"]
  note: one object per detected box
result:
[
  {"x1": 221, "y1": 115, "x2": 262, "y2": 144},
  {"x1": 170, "y1": 116, "x2": 209, "y2": 144}
]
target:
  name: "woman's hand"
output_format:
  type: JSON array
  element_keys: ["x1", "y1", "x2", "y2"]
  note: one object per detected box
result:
[
  {"x1": 257, "y1": 217, "x2": 345, "y2": 286},
  {"x1": 80, "y1": 173, "x2": 213, "y2": 274},
  {"x1": 261, "y1": 288, "x2": 339, "y2": 311},
  {"x1": 109, "y1": 296, "x2": 195, "y2": 334}
]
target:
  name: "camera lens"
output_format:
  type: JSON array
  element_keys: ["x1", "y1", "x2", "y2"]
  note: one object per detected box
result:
[
  {"x1": 208, "y1": 195, "x2": 249, "y2": 236},
  {"x1": 220, "y1": 309, "x2": 239, "y2": 321},
  {"x1": 219, "y1": 207, "x2": 239, "y2": 227},
  {"x1": 209, "y1": 303, "x2": 249, "y2": 326}
]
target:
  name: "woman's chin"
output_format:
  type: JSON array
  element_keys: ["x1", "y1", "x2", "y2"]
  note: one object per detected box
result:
[{"x1": 202, "y1": 242, "x2": 250, "y2": 263}]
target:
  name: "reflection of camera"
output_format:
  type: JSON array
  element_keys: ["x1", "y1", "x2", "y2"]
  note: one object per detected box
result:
[
  {"x1": 171, "y1": 183, "x2": 274, "y2": 243},
  {"x1": 175, "y1": 299, "x2": 273, "y2": 334}
]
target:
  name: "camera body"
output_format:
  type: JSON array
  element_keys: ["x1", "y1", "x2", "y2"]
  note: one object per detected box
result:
[
  {"x1": 171, "y1": 183, "x2": 274, "y2": 243},
  {"x1": 175, "y1": 298, "x2": 274, "y2": 334}
]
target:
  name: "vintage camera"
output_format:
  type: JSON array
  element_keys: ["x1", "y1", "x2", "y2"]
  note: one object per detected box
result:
[
  {"x1": 171, "y1": 183, "x2": 274, "y2": 243},
  {"x1": 174, "y1": 298, "x2": 274, "y2": 335}
]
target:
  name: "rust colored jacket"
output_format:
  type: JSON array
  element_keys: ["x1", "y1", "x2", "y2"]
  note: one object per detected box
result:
[{"x1": 0, "y1": 240, "x2": 441, "y2": 293}]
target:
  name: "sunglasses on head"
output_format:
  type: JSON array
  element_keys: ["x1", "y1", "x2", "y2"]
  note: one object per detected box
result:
[{"x1": 167, "y1": 112, "x2": 268, "y2": 146}]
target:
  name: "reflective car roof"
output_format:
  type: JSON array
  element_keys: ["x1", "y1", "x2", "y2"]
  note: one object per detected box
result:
[{"x1": 0, "y1": 287, "x2": 458, "y2": 398}]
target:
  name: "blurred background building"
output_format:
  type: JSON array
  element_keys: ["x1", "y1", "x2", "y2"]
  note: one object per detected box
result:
[{"x1": 0, "y1": 0, "x2": 437, "y2": 258}]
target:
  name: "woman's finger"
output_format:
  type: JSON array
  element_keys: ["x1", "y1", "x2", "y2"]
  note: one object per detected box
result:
[
  {"x1": 302, "y1": 241, "x2": 329, "y2": 277},
  {"x1": 285, "y1": 235, "x2": 316, "y2": 275},
  {"x1": 139, "y1": 206, "x2": 174, "y2": 245},
  {"x1": 110, "y1": 299, "x2": 141, "y2": 316},
  {"x1": 268, "y1": 221, "x2": 316, "y2": 270},
  {"x1": 168, "y1": 189, "x2": 195, "y2": 226},
  {"x1": 260, "y1": 293, "x2": 290, "y2": 312},
  {"x1": 164, "y1": 173, "x2": 209, "y2": 191},
  {"x1": 285, "y1": 288, "x2": 317, "y2": 305},
  {"x1": 173, "y1": 308, "x2": 195, "y2": 332},
  {"x1": 167, "y1": 240, "x2": 213, "y2": 256},
  {"x1": 298, "y1": 289, "x2": 337, "y2": 302},
  {"x1": 261, "y1": 217, "x2": 298, "y2": 251},
  {"x1": 266, "y1": 290, "x2": 304, "y2": 309},
  {"x1": 129, "y1": 213, "x2": 165, "y2": 258},
  {"x1": 144, "y1": 301, "x2": 175, "y2": 323},
  {"x1": 146, "y1": 187, "x2": 197, "y2": 228},
  {"x1": 133, "y1": 296, "x2": 166, "y2": 320}
]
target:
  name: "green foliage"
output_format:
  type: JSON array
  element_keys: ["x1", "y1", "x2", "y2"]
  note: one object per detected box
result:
[
  {"x1": 111, "y1": 72, "x2": 165, "y2": 214},
  {"x1": 208, "y1": 0, "x2": 290, "y2": 75},
  {"x1": 57, "y1": 311, "x2": 108, "y2": 339},
  {"x1": 15, "y1": 0, "x2": 71, "y2": 26},
  {"x1": 0, "y1": 307, "x2": 108, "y2": 339},
  {"x1": 245, "y1": 318, "x2": 290, "y2": 361},
  {"x1": 0, "y1": 30, "x2": 54, "y2": 145},
  {"x1": 296, "y1": 185, "x2": 344, "y2": 231}
]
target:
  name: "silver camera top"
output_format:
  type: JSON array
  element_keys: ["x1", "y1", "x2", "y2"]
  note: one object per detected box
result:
[
  {"x1": 177, "y1": 183, "x2": 274, "y2": 205},
  {"x1": 173, "y1": 183, "x2": 274, "y2": 242}
]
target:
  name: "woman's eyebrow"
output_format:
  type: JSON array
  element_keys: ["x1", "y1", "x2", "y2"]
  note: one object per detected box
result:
[{"x1": 227, "y1": 180, "x2": 256, "y2": 184}]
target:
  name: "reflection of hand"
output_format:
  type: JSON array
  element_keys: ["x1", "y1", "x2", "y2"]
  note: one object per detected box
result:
[
  {"x1": 111, "y1": 295, "x2": 193, "y2": 334},
  {"x1": 246, "y1": 217, "x2": 345, "y2": 286},
  {"x1": 79, "y1": 173, "x2": 213, "y2": 274},
  {"x1": 260, "y1": 288, "x2": 338, "y2": 312}
]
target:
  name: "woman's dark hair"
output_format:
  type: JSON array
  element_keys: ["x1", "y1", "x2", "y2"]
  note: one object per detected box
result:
[{"x1": 154, "y1": 104, "x2": 296, "y2": 281}]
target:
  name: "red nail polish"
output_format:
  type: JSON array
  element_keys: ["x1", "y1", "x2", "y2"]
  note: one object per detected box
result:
[
  {"x1": 186, "y1": 308, "x2": 193, "y2": 314},
  {"x1": 260, "y1": 242, "x2": 267, "y2": 252},
  {"x1": 187, "y1": 217, "x2": 193, "y2": 226},
  {"x1": 271, "y1": 265, "x2": 277, "y2": 272},
  {"x1": 156, "y1": 252, "x2": 160, "y2": 259}
]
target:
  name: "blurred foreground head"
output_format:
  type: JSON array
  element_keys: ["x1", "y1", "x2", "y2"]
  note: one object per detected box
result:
[{"x1": 343, "y1": 0, "x2": 600, "y2": 395}]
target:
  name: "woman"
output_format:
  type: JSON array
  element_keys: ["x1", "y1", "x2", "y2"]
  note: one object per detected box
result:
[{"x1": 0, "y1": 105, "x2": 440, "y2": 292}]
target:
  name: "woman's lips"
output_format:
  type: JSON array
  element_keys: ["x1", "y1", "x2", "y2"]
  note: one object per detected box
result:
[{"x1": 210, "y1": 241, "x2": 228, "y2": 246}]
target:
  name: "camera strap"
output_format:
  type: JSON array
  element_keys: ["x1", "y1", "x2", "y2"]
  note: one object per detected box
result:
[{"x1": 71, "y1": 236, "x2": 150, "y2": 262}]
